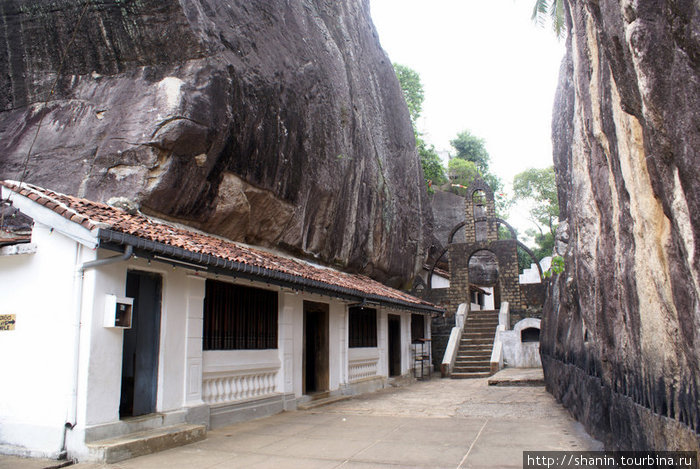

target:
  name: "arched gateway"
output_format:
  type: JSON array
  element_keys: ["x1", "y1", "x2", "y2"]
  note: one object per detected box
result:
[{"x1": 443, "y1": 178, "x2": 523, "y2": 315}]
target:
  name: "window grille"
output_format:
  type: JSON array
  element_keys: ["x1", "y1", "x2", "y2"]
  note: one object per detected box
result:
[
  {"x1": 203, "y1": 280, "x2": 278, "y2": 350},
  {"x1": 348, "y1": 306, "x2": 377, "y2": 348}
]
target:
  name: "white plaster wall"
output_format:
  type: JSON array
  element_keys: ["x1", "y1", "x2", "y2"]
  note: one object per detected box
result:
[
  {"x1": 184, "y1": 275, "x2": 205, "y2": 406},
  {"x1": 290, "y1": 294, "x2": 304, "y2": 398},
  {"x1": 430, "y1": 275, "x2": 450, "y2": 289},
  {"x1": 203, "y1": 350, "x2": 280, "y2": 373},
  {"x1": 501, "y1": 318, "x2": 542, "y2": 368},
  {"x1": 78, "y1": 257, "x2": 193, "y2": 431},
  {"x1": 519, "y1": 258, "x2": 551, "y2": 285},
  {"x1": 401, "y1": 313, "x2": 410, "y2": 374},
  {"x1": 483, "y1": 287, "x2": 495, "y2": 310},
  {"x1": 328, "y1": 301, "x2": 345, "y2": 391},
  {"x1": 418, "y1": 269, "x2": 450, "y2": 289},
  {"x1": 377, "y1": 309, "x2": 388, "y2": 377},
  {"x1": 0, "y1": 224, "x2": 94, "y2": 457},
  {"x1": 278, "y1": 292, "x2": 300, "y2": 396}
]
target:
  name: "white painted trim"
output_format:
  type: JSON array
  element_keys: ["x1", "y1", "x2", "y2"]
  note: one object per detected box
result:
[
  {"x1": 348, "y1": 347, "x2": 379, "y2": 361},
  {"x1": 203, "y1": 362, "x2": 281, "y2": 376},
  {"x1": 1, "y1": 187, "x2": 99, "y2": 249}
]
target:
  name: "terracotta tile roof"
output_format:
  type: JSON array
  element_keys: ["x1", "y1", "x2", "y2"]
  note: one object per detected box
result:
[{"x1": 1, "y1": 181, "x2": 441, "y2": 312}]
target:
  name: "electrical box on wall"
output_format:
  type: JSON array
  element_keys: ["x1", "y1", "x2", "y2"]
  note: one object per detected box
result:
[{"x1": 104, "y1": 294, "x2": 134, "y2": 328}]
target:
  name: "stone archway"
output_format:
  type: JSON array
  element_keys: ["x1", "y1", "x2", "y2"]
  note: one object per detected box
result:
[{"x1": 468, "y1": 249, "x2": 499, "y2": 309}]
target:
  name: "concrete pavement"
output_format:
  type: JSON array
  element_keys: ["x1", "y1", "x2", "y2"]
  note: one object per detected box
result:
[{"x1": 0, "y1": 372, "x2": 601, "y2": 469}]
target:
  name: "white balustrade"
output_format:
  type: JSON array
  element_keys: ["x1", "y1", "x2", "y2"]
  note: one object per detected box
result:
[
  {"x1": 202, "y1": 369, "x2": 278, "y2": 405},
  {"x1": 348, "y1": 357, "x2": 378, "y2": 382}
]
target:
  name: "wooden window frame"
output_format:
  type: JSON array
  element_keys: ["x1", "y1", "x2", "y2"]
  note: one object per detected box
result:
[
  {"x1": 203, "y1": 279, "x2": 278, "y2": 350},
  {"x1": 411, "y1": 313, "x2": 425, "y2": 343},
  {"x1": 348, "y1": 306, "x2": 377, "y2": 348}
]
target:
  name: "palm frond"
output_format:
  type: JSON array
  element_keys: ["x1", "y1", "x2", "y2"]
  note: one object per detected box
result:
[
  {"x1": 531, "y1": 0, "x2": 549, "y2": 27},
  {"x1": 553, "y1": 0, "x2": 565, "y2": 38},
  {"x1": 531, "y1": 0, "x2": 566, "y2": 39}
]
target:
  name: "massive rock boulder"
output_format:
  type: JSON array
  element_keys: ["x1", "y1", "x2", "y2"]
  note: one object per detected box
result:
[
  {"x1": 430, "y1": 189, "x2": 465, "y2": 247},
  {"x1": 543, "y1": 0, "x2": 700, "y2": 450},
  {"x1": 0, "y1": 0, "x2": 431, "y2": 285}
]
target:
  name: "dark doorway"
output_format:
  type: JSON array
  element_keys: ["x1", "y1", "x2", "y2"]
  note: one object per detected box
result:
[
  {"x1": 120, "y1": 271, "x2": 162, "y2": 418},
  {"x1": 303, "y1": 301, "x2": 329, "y2": 395},
  {"x1": 388, "y1": 314, "x2": 401, "y2": 377}
]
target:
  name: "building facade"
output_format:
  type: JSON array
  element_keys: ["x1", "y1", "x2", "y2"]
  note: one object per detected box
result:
[{"x1": 0, "y1": 181, "x2": 441, "y2": 461}]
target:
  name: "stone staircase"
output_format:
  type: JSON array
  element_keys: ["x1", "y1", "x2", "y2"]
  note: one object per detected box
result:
[{"x1": 451, "y1": 309, "x2": 499, "y2": 379}]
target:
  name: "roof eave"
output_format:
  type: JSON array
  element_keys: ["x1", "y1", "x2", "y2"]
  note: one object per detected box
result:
[
  {"x1": 1, "y1": 184, "x2": 98, "y2": 249},
  {"x1": 97, "y1": 229, "x2": 444, "y2": 316}
]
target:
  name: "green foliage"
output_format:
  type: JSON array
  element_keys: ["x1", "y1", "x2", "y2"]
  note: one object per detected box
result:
[
  {"x1": 526, "y1": 229, "x2": 555, "y2": 262},
  {"x1": 393, "y1": 63, "x2": 424, "y2": 127},
  {"x1": 543, "y1": 255, "x2": 565, "y2": 278},
  {"x1": 447, "y1": 129, "x2": 510, "y2": 217},
  {"x1": 448, "y1": 158, "x2": 479, "y2": 189},
  {"x1": 449, "y1": 130, "x2": 490, "y2": 171},
  {"x1": 417, "y1": 138, "x2": 447, "y2": 193},
  {"x1": 513, "y1": 166, "x2": 559, "y2": 259},
  {"x1": 513, "y1": 166, "x2": 559, "y2": 235},
  {"x1": 393, "y1": 63, "x2": 447, "y2": 193},
  {"x1": 532, "y1": 0, "x2": 565, "y2": 38}
]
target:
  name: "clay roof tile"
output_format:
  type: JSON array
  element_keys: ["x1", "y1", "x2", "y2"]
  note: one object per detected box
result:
[{"x1": 1, "y1": 180, "x2": 439, "y2": 312}]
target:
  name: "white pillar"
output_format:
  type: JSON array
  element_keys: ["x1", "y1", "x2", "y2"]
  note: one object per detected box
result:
[{"x1": 184, "y1": 275, "x2": 205, "y2": 405}]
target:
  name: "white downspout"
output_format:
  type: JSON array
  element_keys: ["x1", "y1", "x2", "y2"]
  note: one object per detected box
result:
[{"x1": 61, "y1": 244, "x2": 133, "y2": 458}]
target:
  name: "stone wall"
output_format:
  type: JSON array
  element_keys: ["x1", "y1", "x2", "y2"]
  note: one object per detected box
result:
[
  {"x1": 430, "y1": 314, "x2": 455, "y2": 370},
  {"x1": 520, "y1": 283, "x2": 545, "y2": 311}
]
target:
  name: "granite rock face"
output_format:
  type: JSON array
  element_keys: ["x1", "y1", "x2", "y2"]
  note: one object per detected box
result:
[
  {"x1": 429, "y1": 189, "x2": 465, "y2": 247},
  {"x1": 0, "y1": 0, "x2": 431, "y2": 284},
  {"x1": 543, "y1": 0, "x2": 700, "y2": 450}
]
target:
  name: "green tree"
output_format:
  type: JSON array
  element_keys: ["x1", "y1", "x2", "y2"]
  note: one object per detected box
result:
[
  {"x1": 418, "y1": 139, "x2": 447, "y2": 189},
  {"x1": 447, "y1": 129, "x2": 510, "y2": 216},
  {"x1": 532, "y1": 0, "x2": 565, "y2": 38},
  {"x1": 513, "y1": 166, "x2": 559, "y2": 234},
  {"x1": 447, "y1": 158, "x2": 479, "y2": 191},
  {"x1": 513, "y1": 166, "x2": 559, "y2": 259},
  {"x1": 450, "y1": 130, "x2": 490, "y2": 171},
  {"x1": 393, "y1": 63, "x2": 446, "y2": 192},
  {"x1": 393, "y1": 64, "x2": 424, "y2": 127}
]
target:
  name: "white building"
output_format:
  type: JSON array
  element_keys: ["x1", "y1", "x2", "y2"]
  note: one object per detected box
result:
[
  {"x1": 0, "y1": 181, "x2": 441, "y2": 462},
  {"x1": 519, "y1": 257, "x2": 552, "y2": 284}
]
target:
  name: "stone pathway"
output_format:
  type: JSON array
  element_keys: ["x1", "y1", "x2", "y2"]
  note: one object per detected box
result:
[{"x1": 0, "y1": 373, "x2": 601, "y2": 469}]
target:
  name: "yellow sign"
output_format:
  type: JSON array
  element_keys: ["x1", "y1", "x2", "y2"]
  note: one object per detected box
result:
[{"x1": 0, "y1": 315, "x2": 16, "y2": 331}]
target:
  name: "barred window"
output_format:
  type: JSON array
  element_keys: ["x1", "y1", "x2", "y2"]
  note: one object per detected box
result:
[
  {"x1": 203, "y1": 280, "x2": 278, "y2": 350},
  {"x1": 349, "y1": 306, "x2": 377, "y2": 348},
  {"x1": 411, "y1": 314, "x2": 425, "y2": 343}
]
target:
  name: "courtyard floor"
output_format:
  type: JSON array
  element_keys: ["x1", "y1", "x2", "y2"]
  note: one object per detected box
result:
[{"x1": 1, "y1": 370, "x2": 601, "y2": 469}]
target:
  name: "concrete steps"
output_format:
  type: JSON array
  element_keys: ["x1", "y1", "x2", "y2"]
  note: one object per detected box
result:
[
  {"x1": 451, "y1": 310, "x2": 498, "y2": 379},
  {"x1": 451, "y1": 371, "x2": 492, "y2": 379},
  {"x1": 86, "y1": 424, "x2": 206, "y2": 463},
  {"x1": 297, "y1": 394, "x2": 352, "y2": 410}
]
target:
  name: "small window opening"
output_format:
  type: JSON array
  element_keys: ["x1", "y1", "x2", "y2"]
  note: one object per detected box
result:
[{"x1": 521, "y1": 327, "x2": 540, "y2": 343}]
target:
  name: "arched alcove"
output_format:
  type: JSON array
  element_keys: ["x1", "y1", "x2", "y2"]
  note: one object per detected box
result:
[
  {"x1": 468, "y1": 249, "x2": 498, "y2": 286},
  {"x1": 472, "y1": 189, "x2": 488, "y2": 241},
  {"x1": 468, "y1": 249, "x2": 499, "y2": 309},
  {"x1": 521, "y1": 327, "x2": 540, "y2": 343}
]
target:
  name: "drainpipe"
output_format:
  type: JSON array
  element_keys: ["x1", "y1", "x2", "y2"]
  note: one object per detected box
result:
[{"x1": 62, "y1": 245, "x2": 133, "y2": 458}]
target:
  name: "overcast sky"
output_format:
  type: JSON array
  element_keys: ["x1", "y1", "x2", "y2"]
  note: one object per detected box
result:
[{"x1": 369, "y1": 0, "x2": 565, "y2": 236}]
